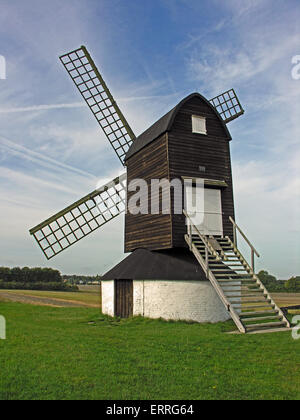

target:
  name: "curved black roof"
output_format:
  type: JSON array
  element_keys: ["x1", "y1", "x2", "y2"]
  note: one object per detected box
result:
[
  {"x1": 125, "y1": 92, "x2": 231, "y2": 161},
  {"x1": 101, "y1": 248, "x2": 207, "y2": 281}
]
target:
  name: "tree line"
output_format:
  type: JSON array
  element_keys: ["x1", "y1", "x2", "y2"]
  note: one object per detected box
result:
[
  {"x1": 0, "y1": 267, "x2": 78, "y2": 291},
  {"x1": 62, "y1": 274, "x2": 101, "y2": 285},
  {"x1": 0, "y1": 267, "x2": 62, "y2": 283},
  {"x1": 258, "y1": 271, "x2": 300, "y2": 292}
]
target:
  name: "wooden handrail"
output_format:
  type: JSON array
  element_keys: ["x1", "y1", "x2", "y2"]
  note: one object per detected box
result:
[
  {"x1": 229, "y1": 216, "x2": 260, "y2": 272},
  {"x1": 229, "y1": 217, "x2": 260, "y2": 257}
]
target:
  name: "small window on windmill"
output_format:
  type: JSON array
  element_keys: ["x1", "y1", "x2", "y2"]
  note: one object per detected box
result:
[{"x1": 192, "y1": 115, "x2": 207, "y2": 135}]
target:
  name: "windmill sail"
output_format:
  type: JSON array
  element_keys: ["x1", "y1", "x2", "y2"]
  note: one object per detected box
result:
[
  {"x1": 209, "y1": 89, "x2": 244, "y2": 124},
  {"x1": 30, "y1": 174, "x2": 126, "y2": 260},
  {"x1": 60, "y1": 46, "x2": 136, "y2": 165}
]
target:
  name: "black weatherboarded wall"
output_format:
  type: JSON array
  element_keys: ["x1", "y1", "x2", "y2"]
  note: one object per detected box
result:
[{"x1": 125, "y1": 93, "x2": 235, "y2": 253}]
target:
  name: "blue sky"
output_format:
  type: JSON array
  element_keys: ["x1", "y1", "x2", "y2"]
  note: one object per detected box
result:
[{"x1": 0, "y1": 0, "x2": 299, "y2": 278}]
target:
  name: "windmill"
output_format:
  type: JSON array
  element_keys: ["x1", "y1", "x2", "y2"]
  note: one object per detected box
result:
[
  {"x1": 29, "y1": 45, "x2": 243, "y2": 260},
  {"x1": 30, "y1": 46, "x2": 290, "y2": 334}
]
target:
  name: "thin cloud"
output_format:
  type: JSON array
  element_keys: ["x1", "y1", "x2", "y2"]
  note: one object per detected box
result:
[
  {"x1": 0, "y1": 136, "x2": 96, "y2": 180},
  {"x1": 0, "y1": 94, "x2": 180, "y2": 113},
  {"x1": 0, "y1": 102, "x2": 85, "y2": 114}
]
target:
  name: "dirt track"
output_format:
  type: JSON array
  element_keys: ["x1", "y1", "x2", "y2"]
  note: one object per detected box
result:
[{"x1": 0, "y1": 291, "x2": 93, "y2": 308}]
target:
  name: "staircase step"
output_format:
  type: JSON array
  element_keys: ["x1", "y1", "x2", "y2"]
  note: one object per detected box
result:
[
  {"x1": 216, "y1": 279, "x2": 254, "y2": 283},
  {"x1": 233, "y1": 301, "x2": 273, "y2": 307},
  {"x1": 240, "y1": 310, "x2": 278, "y2": 317},
  {"x1": 224, "y1": 263, "x2": 244, "y2": 266},
  {"x1": 212, "y1": 270, "x2": 247, "y2": 273},
  {"x1": 246, "y1": 321, "x2": 287, "y2": 330},
  {"x1": 226, "y1": 294, "x2": 266, "y2": 299},
  {"x1": 234, "y1": 299, "x2": 271, "y2": 305},
  {"x1": 223, "y1": 279, "x2": 263, "y2": 292},
  {"x1": 245, "y1": 327, "x2": 291, "y2": 335},
  {"x1": 234, "y1": 303, "x2": 272, "y2": 309},
  {"x1": 222, "y1": 288, "x2": 262, "y2": 293},
  {"x1": 242, "y1": 315, "x2": 282, "y2": 323},
  {"x1": 237, "y1": 303, "x2": 275, "y2": 310},
  {"x1": 209, "y1": 264, "x2": 230, "y2": 267},
  {"x1": 240, "y1": 290, "x2": 265, "y2": 295},
  {"x1": 217, "y1": 278, "x2": 256, "y2": 283},
  {"x1": 215, "y1": 272, "x2": 252, "y2": 276}
]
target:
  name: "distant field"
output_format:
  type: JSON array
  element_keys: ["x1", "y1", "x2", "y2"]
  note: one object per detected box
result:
[
  {"x1": 270, "y1": 293, "x2": 300, "y2": 308},
  {"x1": 0, "y1": 302, "x2": 299, "y2": 400},
  {"x1": 0, "y1": 285, "x2": 101, "y2": 308}
]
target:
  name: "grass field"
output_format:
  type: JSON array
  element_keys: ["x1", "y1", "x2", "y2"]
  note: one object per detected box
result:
[{"x1": 0, "y1": 301, "x2": 299, "y2": 400}]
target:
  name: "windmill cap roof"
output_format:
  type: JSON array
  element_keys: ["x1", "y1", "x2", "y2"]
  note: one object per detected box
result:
[
  {"x1": 125, "y1": 92, "x2": 231, "y2": 161},
  {"x1": 101, "y1": 248, "x2": 207, "y2": 281}
]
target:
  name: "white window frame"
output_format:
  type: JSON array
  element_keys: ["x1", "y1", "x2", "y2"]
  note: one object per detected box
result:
[{"x1": 192, "y1": 115, "x2": 207, "y2": 135}]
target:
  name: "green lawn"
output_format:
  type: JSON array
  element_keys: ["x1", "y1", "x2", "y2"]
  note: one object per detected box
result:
[{"x1": 0, "y1": 302, "x2": 299, "y2": 400}]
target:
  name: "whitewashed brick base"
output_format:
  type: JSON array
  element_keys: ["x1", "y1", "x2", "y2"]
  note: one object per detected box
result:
[
  {"x1": 133, "y1": 280, "x2": 230, "y2": 323},
  {"x1": 102, "y1": 279, "x2": 231, "y2": 323}
]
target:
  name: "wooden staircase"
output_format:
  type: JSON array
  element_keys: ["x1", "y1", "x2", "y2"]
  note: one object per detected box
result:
[{"x1": 183, "y1": 211, "x2": 291, "y2": 334}]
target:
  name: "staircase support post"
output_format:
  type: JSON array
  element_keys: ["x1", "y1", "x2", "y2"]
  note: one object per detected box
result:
[
  {"x1": 205, "y1": 246, "x2": 209, "y2": 276},
  {"x1": 233, "y1": 225, "x2": 237, "y2": 246},
  {"x1": 251, "y1": 249, "x2": 255, "y2": 273},
  {"x1": 188, "y1": 223, "x2": 192, "y2": 250}
]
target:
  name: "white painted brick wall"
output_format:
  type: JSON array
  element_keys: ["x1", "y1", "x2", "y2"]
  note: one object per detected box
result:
[
  {"x1": 133, "y1": 280, "x2": 231, "y2": 323},
  {"x1": 101, "y1": 280, "x2": 114, "y2": 316},
  {"x1": 102, "y1": 279, "x2": 233, "y2": 323}
]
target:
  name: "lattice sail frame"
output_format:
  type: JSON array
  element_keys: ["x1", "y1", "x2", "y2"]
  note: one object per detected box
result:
[
  {"x1": 60, "y1": 46, "x2": 136, "y2": 165},
  {"x1": 209, "y1": 89, "x2": 244, "y2": 124},
  {"x1": 30, "y1": 174, "x2": 127, "y2": 260}
]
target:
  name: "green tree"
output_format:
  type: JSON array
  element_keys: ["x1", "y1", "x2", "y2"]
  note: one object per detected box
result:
[
  {"x1": 0, "y1": 267, "x2": 11, "y2": 282},
  {"x1": 257, "y1": 270, "x2": 277, "y2": 287},
  {"x1": 285, "y1": 276, "x2": 300, "y2": 292}
]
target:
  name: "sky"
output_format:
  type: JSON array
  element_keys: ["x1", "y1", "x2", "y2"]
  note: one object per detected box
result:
[{"x1": 0, "y1": 0, "x2": 299, "y2": 278}]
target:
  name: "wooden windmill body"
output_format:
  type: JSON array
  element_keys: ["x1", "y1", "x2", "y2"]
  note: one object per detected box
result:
[{"x1": 30, "y1": 47, "x2": 291, "y2": 333}]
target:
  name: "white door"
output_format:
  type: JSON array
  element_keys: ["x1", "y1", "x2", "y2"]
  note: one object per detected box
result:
[{"x1": 186, "y1": 185, "x2": 223, "y2": 236}]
